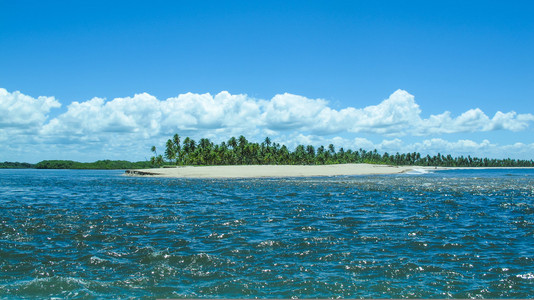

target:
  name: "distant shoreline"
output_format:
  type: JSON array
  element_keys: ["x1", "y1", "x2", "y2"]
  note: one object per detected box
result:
[{"x1": 124, "y1": 163, "x2": 438, "y2": 178}]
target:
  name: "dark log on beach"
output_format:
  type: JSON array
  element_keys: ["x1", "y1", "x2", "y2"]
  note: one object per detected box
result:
[{"x1": 124, "y1": 170, "x2": 161, "y2": 176}]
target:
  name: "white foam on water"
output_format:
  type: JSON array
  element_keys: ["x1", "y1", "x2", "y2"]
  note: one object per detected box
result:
[
  {"x1": 405, "y1": 168, "x2": 433, "y2": 175},
  {"x1": 516, "y1": 272, "x2": 534, "y2": 279}
]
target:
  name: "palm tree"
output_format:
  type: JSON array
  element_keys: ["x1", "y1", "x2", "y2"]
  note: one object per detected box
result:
[
  {"x1": 264, "y1": 137, "x2": 271, "y2": 147},
  {"x1": 165, "y1": 139, "x2": 176, "y2": 162},
  {"x1": 151, "y1": 133, "x2": 534, "y2": 168},
  {"x1": 150, "y1": 146, "x2": 162, "y2": 167},
  {"x1": 172, "y1": 134, "x2": 181, "y2": 164},
  {"x1": 228, "y1": 137, "x2": 237, "y2": 149},
  {"x1": 238, "y1": 135, "x2": 248, "y2": 148},
  {"x1": 293, "y1": 145, "x2": 306, "y2": 164},
  {"x1": 306, "y1": 145, "x2": 315, "y2": 164},
  {"x1": 155, "y1": 155, "x2": 163, "y2": 166},
  {"x1": 328, "y1": 144, "x2": 335, "y2": 154},
  {"x1": 237, "y1": 135, "x2": 248, "y2": 164}
]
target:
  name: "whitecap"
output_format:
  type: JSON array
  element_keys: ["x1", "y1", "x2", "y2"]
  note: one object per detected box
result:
[
  {"x1": 405, "y1": 168, "x2": 433, "y2": 175},
  {"x1": 516, "y1": 272, "x2": 534, "y2": 279}
]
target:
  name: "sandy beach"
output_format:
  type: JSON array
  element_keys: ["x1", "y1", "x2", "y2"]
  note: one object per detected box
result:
[{"x1": 125, "y1": 163, "x2": 432, "y2": 178}]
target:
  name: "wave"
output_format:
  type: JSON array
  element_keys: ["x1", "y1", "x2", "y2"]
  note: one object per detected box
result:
[{"x1": 404, "y1": 168, "x2": 434, "y2": 175}]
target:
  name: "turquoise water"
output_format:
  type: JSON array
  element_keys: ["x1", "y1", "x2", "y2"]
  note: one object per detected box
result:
[{"x1": 0, "y1": 168, "x2": 533, "y2": 298}]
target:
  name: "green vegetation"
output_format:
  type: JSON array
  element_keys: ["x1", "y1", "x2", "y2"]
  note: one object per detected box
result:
[
  {"x1": 35, "y1": 160, "x2": 152, "y2": 169},
  {"x1": 1, "y1": 160, "x2": 151, "y2": 169},
  {"x1": 150, "y1": 133, "x2": 534, "y2": 168},
  {"x1": 0, "y1": 161, "x2": 35, "y2": 169},
  {"x1": 3, "y1": 134, "x2": 533, "y2": 170}
]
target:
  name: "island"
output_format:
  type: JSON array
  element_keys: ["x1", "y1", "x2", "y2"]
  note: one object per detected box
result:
[
  {"x1": 125, "y1": 133, "x2": 533, "y2": 178},
  {"x1": 125, "y1": 163, "x2": 432, "y2": 178}
]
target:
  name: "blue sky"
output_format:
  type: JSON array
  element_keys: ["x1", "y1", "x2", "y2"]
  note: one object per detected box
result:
[{"x1": 1, "y1": 0, "x2": 533, "y2": 162}]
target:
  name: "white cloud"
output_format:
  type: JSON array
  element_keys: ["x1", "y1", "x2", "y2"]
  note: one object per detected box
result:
[
  {"x1": 420, "y1": 109, "x2": 534, "y2": 135},
  {"x1": 258, "y1": 89, "x2": 423, "y2": 135},
  {"x1": 301, "y1": 136, "x2": 534, "y2": 160},
  {"x1": 348, "y1": 89, "x2": 422, "y2": 134},
  {"x1": 40, "y1": 91, "x2": 263, "y2": 143},
  {"x1": 6, "y1": 88, "x2": 532, "y2": 141},
  {"x1": 41, "y1": 93, "x2": 163, "y2": 141},
  {"x1": 261, "y1": 89, "x2": 534, "y2": 136},
  {"x1": 486, "y1": 111, "x2": 534, "y2": 131},
  {"x1": 261, "y1": 93, "x2": 327, "y2": 131},
  {"x1": 352, "y1": 137, "x2": 376, "y2": 150},
  {"x1": 414, "y1": 138, "x2": 494, "y2": 154},
  {"x1": 0, "y1": 88, "x2": 60, "y2": 129},
  {"x1": 403, "y1": 138, "x2": 534, "y2": 159},
  {"x1": 380, "y1": 138, "x2": 404, "y2": 150},
  {"x1": 1, "y1": 87, "x2": 533, "y2": 161}
]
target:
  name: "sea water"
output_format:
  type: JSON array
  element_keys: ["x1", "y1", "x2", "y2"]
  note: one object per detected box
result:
[{"x1": 0, "y1": 168, "x2": 533, "y2": 298}]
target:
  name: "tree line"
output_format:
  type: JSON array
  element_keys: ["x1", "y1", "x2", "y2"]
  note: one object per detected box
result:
[
  {"x1": 34, "y1": 160, "x2": 152, "y2": 169},
  {"x1": 1, "y1": 160, "x2": 153, "y2": 169},
  {"x1": 151, "y1": 134, "x2": 534, "y2": 168},
  {"x1": 0, "y1": 161, "x2": 34, "y2": 169}
]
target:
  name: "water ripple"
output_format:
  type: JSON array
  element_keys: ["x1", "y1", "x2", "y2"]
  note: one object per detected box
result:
[{"x1": 0, "y1": 169, "x2": 533, "y2": 298}]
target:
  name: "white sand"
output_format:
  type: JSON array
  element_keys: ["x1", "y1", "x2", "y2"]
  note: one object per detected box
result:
[{"x1": 125, "y1": 163, "x2": 430, "y2": 178}]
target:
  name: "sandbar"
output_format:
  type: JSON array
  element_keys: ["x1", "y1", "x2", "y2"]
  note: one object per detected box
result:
[{"x1": 125, "y1": 163, "x2": 432, "y2": 178}]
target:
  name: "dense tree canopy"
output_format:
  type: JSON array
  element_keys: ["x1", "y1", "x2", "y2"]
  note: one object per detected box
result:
[
  {"x1": 35, "y1": 160, "x2": 152, "y2": 169},
  {"x1": 151, "y1": 134, "x2": 534, "y2": 168},
  {"x1": 1, "y1": 160, "x2": 152, "y2": 169},
  {"x1": 0, "y1": 161, "x2": 34, "y2": 168}
]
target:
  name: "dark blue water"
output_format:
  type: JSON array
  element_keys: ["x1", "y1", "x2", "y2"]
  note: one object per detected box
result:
[{"x1": 1, "y1": 168, "x2": 533, "y2": 298}]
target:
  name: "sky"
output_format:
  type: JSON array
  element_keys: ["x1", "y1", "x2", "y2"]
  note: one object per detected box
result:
[{"x1": 1, "y1": 0, "x2": 533, "y2": 163}]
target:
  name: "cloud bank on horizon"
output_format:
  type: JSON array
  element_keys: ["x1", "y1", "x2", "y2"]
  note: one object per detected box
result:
[{"x1": 1, "y1": 87, "x2": 533, "y2": 162}]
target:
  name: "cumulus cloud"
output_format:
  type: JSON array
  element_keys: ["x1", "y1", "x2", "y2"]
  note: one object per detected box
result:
[
  {"x1": 404, "y1": 138, "x2": 534, "y2": 159},
  {"x1": 413, "y1": 138, "x2": 494, "y2": 154},
  {"x1": 259, "y1": 89, "x2": 533, "y2": 136},
  {"x1": 1, "y1": 87, "x2": 533, "y2": 161},
  {"x1": 347, "y1": 89, "x2": 422, "y2": 134},
  {"x1": 0, "y1": 88, "x2": 60, "y2": 129},
  {"x1": 41, "y1": 93, "x2": 163, "y2": 141},
  {"x1": 262, "y1": 93, "x2": 327, "y2": 130},
  {"x1": 263, "y1": 134, "x2": 534, "y2": 160},
  {"x1": 309, "y1": 136, "x2": 534, "y2": 160},
  {"x1": 255, "y1": 89, "x2": 423, "y2": 135},
  {"x1": 5, "y1": 88, "x2": 532, "y2": 141},
  {"x1": 40, "y1": 91, "x2": 263, "y2": 143}
]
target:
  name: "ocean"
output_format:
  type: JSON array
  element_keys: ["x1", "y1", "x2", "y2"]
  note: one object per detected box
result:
[{"x1": 0, "y1": 168, "x2": 533, "y2": 298}]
